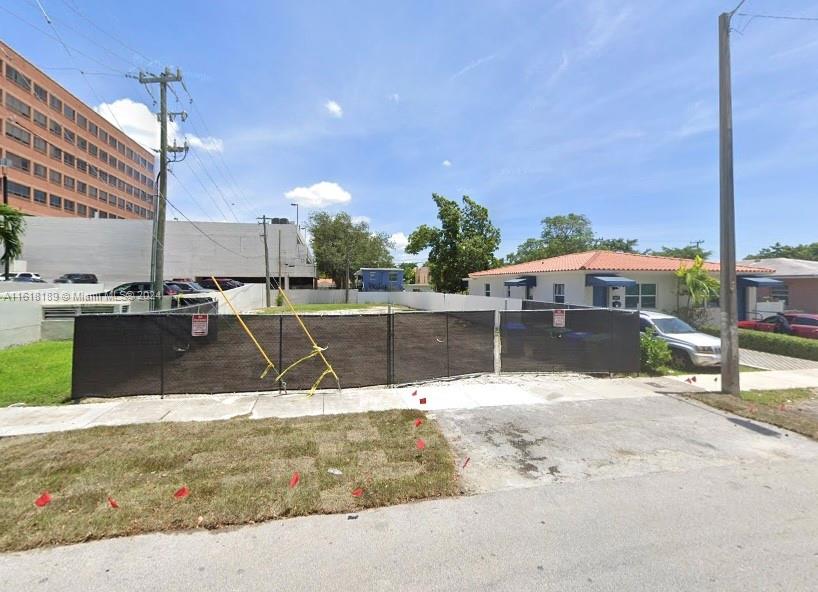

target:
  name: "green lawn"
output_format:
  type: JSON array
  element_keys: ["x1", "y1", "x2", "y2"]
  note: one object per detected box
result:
[
  {"x1": 0, "y1": 341, "x2": 73, "y2": 407},
  {"x1": 0, "y1": 410, "x2": 458, "y2": 552},
  {"x1": 259, "y1": 303, "x2": 404, "y2": 314}
]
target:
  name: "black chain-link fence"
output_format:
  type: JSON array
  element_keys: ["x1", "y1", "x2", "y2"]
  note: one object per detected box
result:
[
  {"x1": 72, "y1": 311, "x2": 496, "y2": 398},
  {"x1": 499, "y1": 309, "x2": 639, "y2": 373}
]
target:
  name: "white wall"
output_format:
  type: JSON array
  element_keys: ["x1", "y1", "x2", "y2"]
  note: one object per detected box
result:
[
  {"x1": 0, "y1": 302, "x2": 41, "y2": 348},
  {"x1": 357, "y1": 291, "x2": 522, "y2": 311}
]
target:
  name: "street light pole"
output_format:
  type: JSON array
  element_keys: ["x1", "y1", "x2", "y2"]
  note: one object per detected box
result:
[{"x1": 718, "y1": 2, "x2": 744, "y2": 395}]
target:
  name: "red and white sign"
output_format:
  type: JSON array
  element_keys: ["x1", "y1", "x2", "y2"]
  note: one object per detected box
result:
[
  {"x1": 553, "y1": 308, "x2": 566, "y2": 328},
  {"x1": 191, "y1": 314, "x2": 209, "y2": 337}
]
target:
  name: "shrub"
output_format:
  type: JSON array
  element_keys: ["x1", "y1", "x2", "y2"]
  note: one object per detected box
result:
[
  {"x1": 700, "y1": 326, "x2": 818, "y2": 362},
  {"x1": 275, "y1": 291, "x2": 284, "y2": 307},
  {"x1": 640, "y1": 329, "x2": 672, "y2": 374}
]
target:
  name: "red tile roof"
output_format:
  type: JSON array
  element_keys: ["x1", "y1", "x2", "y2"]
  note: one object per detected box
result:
[{"x1": 470, "y1": 250, "x2": 773, "y2": 277}]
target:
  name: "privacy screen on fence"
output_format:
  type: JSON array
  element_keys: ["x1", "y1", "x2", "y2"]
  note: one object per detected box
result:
[
  {"x1": 499, "y1": 309, "x2": 640, "y2": 374},
  {"x1": 72, "y1": 311, "x2": 497, "y2": 398}
]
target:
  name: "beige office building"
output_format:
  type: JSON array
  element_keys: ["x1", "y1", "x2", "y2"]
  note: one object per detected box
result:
[{"x1": 0, "y1": 40, "x2": 156, "y2": 219}]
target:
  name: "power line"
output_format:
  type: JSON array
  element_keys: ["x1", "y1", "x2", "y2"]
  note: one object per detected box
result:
[{"x1": 737, "y1": 12, "x2": 818, "y2": 23}]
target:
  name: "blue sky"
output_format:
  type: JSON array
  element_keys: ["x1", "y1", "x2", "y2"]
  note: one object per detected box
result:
[{"x1": 3, "y1": 0, "x2": 818, "y2": 262}]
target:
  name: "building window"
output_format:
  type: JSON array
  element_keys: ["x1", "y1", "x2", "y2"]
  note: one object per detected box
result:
[
  {"x1": 49, "y1": 194, "x2": 62, "y2": 209},
  {"x1": 99, "y1": 150, "x2": 108, "y2": 164},
  {"x1": 553, "y1": 283, "x2": 565, "y2": 304},
  {"x1": 63, "y1": 128, "x2": 75, "y2": 144},
  {"x1": 50, "y1": 145, "x2": 62, "y2": 161},
  {"x1": 89, "y1": 143, "x2": 98, "y2": 157},
  {"x1": 117, "y1": 197, "x2": 125, "y2": 209},
  {"x1": 88, "y1": 186, "x2": 98, "y2": 198},
  {"x1": 49, "y1": 170, "x2": 62, "y2": 185},
  {"x1": 77, "y1": 203, "x2": 87, "y2": 216},
  {"x1": 77, "y1": 136, "x2": 87, "y2": 151},
  {"x1": 33, "y1": 110, "x2": 47, "y2": 128},
  {"x1": 99, "y1": 129, "x2": 108, "y2": 143},
  {"x1": 76, "y1": 113, "x2": 87, "y2": 129},
  {"x1": 6, "y1": 181, "x2": 31, "y2": 200},
  {"x1": 34, "y1": 84, "x2": 47, "y2": 103},
  {"x1": 34, "y1": 163, "x2": 47, "y2": 179},
  {"x1": 88, "y1": 207, "x2": 97, "y2": 218},
  {"x1": 126, "y1": 202, "x2": 133, "y2": 212},
  {"x1": 625, "y1": 283, "x2": 657, "y2": 309},
  {"x1": 33, "y1": 135, "x2": 47, "y2": 153},
  {"x1": 5, "y1": 152, "x2": 30, "y2": 173},
  {"x1": 5, "y1": 64, "x2": 31, "y2": 91},
  {"x1": 5, "y1": 121, "x2": 31, "y2": 145},
  {"x1": 5, "y1": 93, "x2": 31, "y2": 118},
  {"x1": 99, "y1": 210, "x2": 108, "y2": 219},
  {"x1": 89, "y1": 165, "x2": 98, "y2": 178},
  {"x1": 485, "y1": 283, "x2": 491, "y2": 297},
  {"x1": 49, "y1": 119, "x2": 62, "y2": 136},
  {"x1": 49, "y1": 94, "x2": 62, "y2": 112},
  {"x1": 63, "y1": 153, "x2": 75, "y2": 167},
  {"x1": 770, "y1": 284, "x2": 789, "y2": 305},
  {"x1": 64, "y1": 176, "x2": 75, "y2": 190},
  {"x1": 63, "y1": 199, "x2": 75, "y2": 212},
  {"x1": 77, "y1": 181, "x2": 87, "y2": 194},
  {"x1": 33, "y1": 189, "x2": 47, "y2": 204},
  {"x1": 88, "y1": 122, "x2": 98, "y2": 136},
  {"x1": 63, "y1": 104, "x2": 75, "y2": 121},
  {"x1": 77, "y1": 159, "x2": 87, "y2": 173}
]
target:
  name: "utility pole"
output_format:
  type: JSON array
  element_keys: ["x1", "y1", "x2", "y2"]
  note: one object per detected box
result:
[
  {"x1": 258, "y1": 215, "x2": 271, "y2": 307},
  {"x1": 344, "y1": 245, "x2": 350, "y2": 304},
  {"x1": 135, "y1": 68, "x2": 187, "y2": 310},
  {"x1": 719, "y1": 3, "x2": 744, "y2": 395},
  {"x1": 690, "y1": 240, "x2": 705, "y2": 252},
  {"x1": 278, "y1": 228, "x2": 282, "y2": 292},
  {"x1": 0, "y1": 158, "x2": 9, "y2": 280}
]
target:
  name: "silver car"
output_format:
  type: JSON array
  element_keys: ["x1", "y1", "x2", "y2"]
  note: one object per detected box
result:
[{"x1": 639, "y1": 311, "x2": 721, "y2": 368}]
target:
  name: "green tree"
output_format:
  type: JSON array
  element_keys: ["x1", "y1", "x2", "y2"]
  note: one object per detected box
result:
[
  {"x1": 645, "y1": 244, "x2": 713, "y2": 260},
  {"x1": 745, "y1": 242, "x2": 818, "y2": 261},
  {"x1": 504, "y1": 213, "x2": 638, "y2": 264},
  {"x1": 406, "y1": 194, "x2": 500, "y2": 293},
  {"x1": 0, "y1": 204, "x2": 25, "y2": 275},
  {"x1": 308, "y1": 211, "x2": 394, "y2": 289},
  {"x1": 399, "y1": 262, "x2": 417, "y2": 284},
  {"x1": 674, "y1": 255, "x2": 720, "y2": 326}
]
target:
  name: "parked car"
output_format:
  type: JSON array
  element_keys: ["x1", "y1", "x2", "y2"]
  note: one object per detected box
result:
[
  {"x1": 639, "y1": 311, "x2": 721, "y2": 368},
  {"x1": 10, "y1": 276, "x2": 46, "y2": 283},
  {"x1": 106, "y1": 281, "x2": 181, "y2": 297},
  {"x1": 165, "y1": 281, "x2": 212, "y2": 294},
  {"x1": 738, "y1": 313, "x2": 818, "y2": 340},
  {"x1": 197, "y1": 277, "x2": 243, "y2": 290},
  {"x1": 53, "y1": 273, "x2": 99, "y2": 284},
  {"x1": 1, "y1": 272, "x2": 42, "y2": 281}
]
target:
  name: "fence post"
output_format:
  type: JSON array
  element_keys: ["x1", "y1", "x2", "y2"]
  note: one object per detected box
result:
[
  {"x1": 278, "y1": 316, "x2": 284, "y2": 393},
  {"x1": 494, "y1": 309, "x2": 502, "y2": 374},
  {"x1": 386, "y1": 312, "x2": 393, "y2": 386},
  {"x1": 159, "y1": 316, "x2": 165, "y2": 397},
  {"x1": 445, "y1": 311, "x2": 450, "y2": 377}
]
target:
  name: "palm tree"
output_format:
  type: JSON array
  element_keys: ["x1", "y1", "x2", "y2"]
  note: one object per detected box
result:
[
  {"x1": 0, "y1": 204, "x2": 25, "y2": 276},
  {"x1": 675, "y1": 255, "x2": 720, "y2": 318}
]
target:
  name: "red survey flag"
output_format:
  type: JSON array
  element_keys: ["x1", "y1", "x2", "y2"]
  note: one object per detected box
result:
[
  {"x1": 419, "y1": 397, "x2": 427, "y2": 405},
  {"x1": 174, "y1": 486, "x2": 190, "y2": 499},
  {"x1": 411, "y1": 390, "x2": 418, "y2": 397},
  {"x1": 34, "y1": 491, "x2": 51, "y2": 507},
  {"x1": 351, "y1": 487, "x2": 364, "y2": 497},
  {"x1": 414, "y1": 418, "x2": 423, "y2": 428},
  {"x1": 416, "y1": 438, "x2": 426, "y2": 450},
  {"x1": 107, "y1": 496, "x2": 120, "y2": 509},
  {"x1": 289, "y1": 472, "x2": 301, "y2": 488}
]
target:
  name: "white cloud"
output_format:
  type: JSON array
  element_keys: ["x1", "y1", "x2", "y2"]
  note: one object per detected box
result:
[
  {"x1": 442, "y1": 159, "x2": 452, "y2": 167},
  {"x1": 450, "y1": 54, "x2": 497, "y2": 81},
  {"x1": 324, "y1": 100, "x2": 343, "y2": 118},
  {"x1": 94, "y1": 98, "x2": 223, "y2": 153},
  {"x1": 389, "y1": 232, "x2": 409, "y2": 251},
  {"x1": 285, "y1": 181, "x2": 351, "y2": 207},
  {"x1": 351, "y1": 215, "x2": 371, "y2": 225}
]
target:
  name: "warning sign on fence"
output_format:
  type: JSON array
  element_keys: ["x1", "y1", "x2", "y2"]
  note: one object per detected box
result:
[
  {"x1": 191, "y1": 314, "x2": 209, "y2": 337},
  {"x1": 553, "y1": 308, "x2": 566, "y2": 328}
]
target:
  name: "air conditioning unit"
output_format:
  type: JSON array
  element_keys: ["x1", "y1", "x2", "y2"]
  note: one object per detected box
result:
[{"x1": 42, "y1": 302, "x2": 131, "y2": 320}]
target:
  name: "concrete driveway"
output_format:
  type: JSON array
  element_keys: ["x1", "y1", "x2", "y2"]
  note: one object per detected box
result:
[{"x1": 434, "y1": 382, "x2": 818, "y2": 493}]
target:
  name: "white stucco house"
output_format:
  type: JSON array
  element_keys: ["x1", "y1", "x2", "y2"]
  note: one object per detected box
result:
[{"x1": 468, "y1": 250, "x2": 776, "y2": 319}]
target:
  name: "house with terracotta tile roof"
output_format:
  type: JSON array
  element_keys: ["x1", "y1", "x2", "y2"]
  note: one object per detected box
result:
[{"x1": 468, "y1": 250, "x2": 776, "y2": 320}]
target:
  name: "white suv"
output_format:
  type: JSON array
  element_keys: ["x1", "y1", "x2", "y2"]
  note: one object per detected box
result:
[
  {"x1": 639, "y1": 311, "x2": 721, "y2": 368},
  {"x1": 1, "y1": 272, "x2": 42, "y2": 281}
]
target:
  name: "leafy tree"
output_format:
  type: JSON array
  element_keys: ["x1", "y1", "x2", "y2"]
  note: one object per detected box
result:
[
  {"x1": 645, "y1": 244, "x2": 713, "y2": 260},
  {"x1": 0, "y1": 204, "x2": 25, "y2": 275},
  {"x1": 504, "y1": 213, "x2": 638, "y2": 264},
  {"x1": 745, "y1": 242, "x2": 818, "y2": 261},
  {"x1": 674, "y1": 255, "x2": 720, "y2": 326},
  {"x1": 406, "y1": 194, "x2": 500, "y2": 293},
  {"x1": 308, "y1": 211, "x2": 394, "y2": 289},
  {"x1": 399, "y1": 262, "x2": 417, "y2": 284}
]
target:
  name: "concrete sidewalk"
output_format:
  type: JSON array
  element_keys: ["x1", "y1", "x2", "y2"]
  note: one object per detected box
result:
[
  {"x1": 670, "y1": 367, "x2": 818, "y2": 393},
  {"x1": 0, "y1": 374, "x2": 662, "y2": 437}
]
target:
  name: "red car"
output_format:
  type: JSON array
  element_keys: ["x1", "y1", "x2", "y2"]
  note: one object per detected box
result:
[{"x1": 738, "y1": 313, "x2": 818, "y2": 340}]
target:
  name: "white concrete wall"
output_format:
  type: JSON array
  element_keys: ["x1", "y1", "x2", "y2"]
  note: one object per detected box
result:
[
  {"x1": 357, "y1": 291, "x2": 522, "y2": 311},
  {"x1": 18, "y1": 218, "x2": 315, "y2": 287},
  {"x1": 0, "y1": 302, "x2": 42, "y2": 348}
]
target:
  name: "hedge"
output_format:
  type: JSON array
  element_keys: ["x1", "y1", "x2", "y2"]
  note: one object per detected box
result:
[{"x1": 700, "y1": 326, "x2": 818, "y2": 362}]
